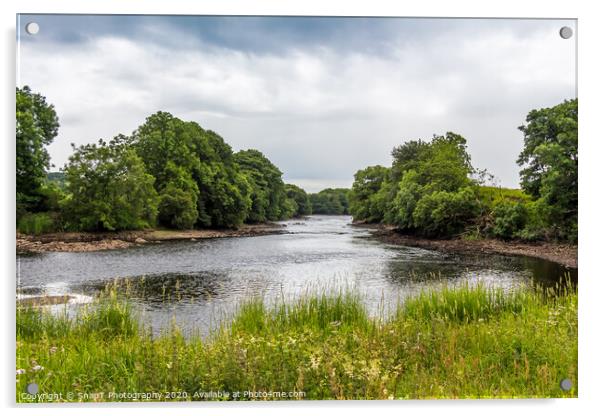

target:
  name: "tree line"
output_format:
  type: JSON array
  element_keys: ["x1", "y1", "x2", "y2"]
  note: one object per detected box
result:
[
  {"x1": 349, "y1": 99, "x2": 577, "y2": 242},
  {"x1": 17, "y1": 86, "x2": 575, "y2": 241},
  {"x1": 16, "y1": 87, "x2": 349, "y2": 234}
]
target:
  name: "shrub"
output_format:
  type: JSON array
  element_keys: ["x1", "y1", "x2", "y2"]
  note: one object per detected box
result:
[
  {"x1": 491, "y1": 201, "x2": 529, "y2": 239},
  {"x1": 412, "y1": 187, "x2": 480, "y2": 237},
  {"x1": 17, "y1": 212, "x2": 61, "y2": 235}
]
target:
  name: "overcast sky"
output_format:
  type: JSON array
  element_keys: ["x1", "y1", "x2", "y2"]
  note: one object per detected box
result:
[{"x1": 17, "y1": 15, "x2": 576, "y2": 192}]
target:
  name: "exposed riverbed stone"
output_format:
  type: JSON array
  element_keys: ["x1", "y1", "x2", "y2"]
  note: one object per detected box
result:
[
  {"x1": 358, "y1": 224, "x2": 577, "y2": 268},
  {"x1": 16, "y1": 223, "x2": 287, "y2": 254}
]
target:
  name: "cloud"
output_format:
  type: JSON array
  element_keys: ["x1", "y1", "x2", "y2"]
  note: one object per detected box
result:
[{"x1": 18, "y1": 16, "x2": 576, "y2": 189}]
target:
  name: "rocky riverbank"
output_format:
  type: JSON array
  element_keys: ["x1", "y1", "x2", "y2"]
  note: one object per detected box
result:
[
  {"x1": 16, "y1": 223, "x2": 287, "y2": 254},
  {"x1": 359, "y1": 224, "x2": 577, "y2": 268}
]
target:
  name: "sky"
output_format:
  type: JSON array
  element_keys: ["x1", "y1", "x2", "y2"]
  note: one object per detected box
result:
[{"x1": 17, "y1": 15, "x2": 576, "y2": 192}]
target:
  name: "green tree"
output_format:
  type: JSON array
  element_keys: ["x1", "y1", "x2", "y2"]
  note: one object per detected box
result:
[
  {"x1": 391, "y1": 132, "x2": 473, "y2": 193},
  {"x1": 309, "y1": 189, "x2": 350, "y2": 215},
  {"x1": 157, "y1": 162, "x2": 199, "y2": 229},
  {"x1": 491, "y1": 201, "x2": 529, "y2": 240},
  {"x1": 349, "y1": 165, "x2": 389, "y2": 222},
  {"x1": 387, "y1": 132, "x2": 476, "y2": 234},
  {"x1": 285, "y1": 184, "x2": 312, "y2": 216},
  {"x1": 16, "y1": 86, "x2": 59, "y2": 217},
  {"x1": 131, "y1": 112, "x2": 252, "y2": 228},
  {"x1": 389, "y1": 170, "x2": 423, "y2": 229},
  {"x1": 517, "y1": 99, "x2": 578, "y2": 241},
  {"x1": 412, "y1": 187, "x2": 480, "y2": 237},
  {"x1": 234, "y1": 149, "x2": 290, "y2": 222},
  {"x1": 63, "y1": 138, "x2": 159, "y2": 231}
]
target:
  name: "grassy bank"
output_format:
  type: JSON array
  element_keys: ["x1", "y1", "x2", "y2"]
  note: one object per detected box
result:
[{"x1": 16, "y1": 282, "x2": 577, "y2": 401}]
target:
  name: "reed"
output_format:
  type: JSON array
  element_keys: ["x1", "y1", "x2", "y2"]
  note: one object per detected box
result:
[{"x1": 16, "y1": 280, "x2": 577, "y2": 401}]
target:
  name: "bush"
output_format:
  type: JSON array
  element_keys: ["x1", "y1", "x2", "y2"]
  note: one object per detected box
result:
[
  {"x1": 17, "y1": 212, "x2": 61, "y2": 235},
  {"x1": 491, "y1": 201, "x2": 529, "y2": 239},
  {"x1": 413, "y1": 187, "x2": 480, "y2": 237}
]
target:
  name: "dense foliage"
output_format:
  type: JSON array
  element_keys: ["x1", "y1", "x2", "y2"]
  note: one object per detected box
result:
[
  {"x1": 350, "y1": 99, "x2": 578, "y2": 242},
  {"x1": 348, "y1": 165, "x2": 389, "y2": 223},
  {"x1": 62, "y1": 138, "x2": 159, "y2": 231},
  {"x1": 16, "y1": 87, "x2": 318, "y2": 233},
  {"x1": 234, "y1": 149, "x2": 293, "y2": 222},
  {"x1": 16, "y1": 86, "x2": 60, "y2": 218},
  {"x1": 309, "y1": 188, "x2": 350, "y2": 215},
  {"x1": 16, "y1": 88, "x2": 576, "y2": 241},
  {"x1": 285, "y1": 184, "x2": 312, "y2": 217},
  {"x1": 63, "y1": 114, "x2": 312, "y2": 231},
  {"x1": 517, "y1": 99, "x2": 578, "y2": 241},
  {"x1": 350, "y1": 132, "x2": 479, "y2": 237}
]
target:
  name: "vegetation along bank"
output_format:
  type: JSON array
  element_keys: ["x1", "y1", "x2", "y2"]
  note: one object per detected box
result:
[
  {"x1": 349, "y1": 100, "x2": 578, "y2": 253},
  {"x1": 16, "y1": 282, "x2": 577, "y2": 401}
]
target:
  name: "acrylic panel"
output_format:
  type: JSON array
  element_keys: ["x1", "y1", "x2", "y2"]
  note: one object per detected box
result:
[{"x1": 16, "y1": 15, "x2": 577, "y2": 402}]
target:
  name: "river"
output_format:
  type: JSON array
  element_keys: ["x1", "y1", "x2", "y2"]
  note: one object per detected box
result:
[{"x1": 17, "y1": 215, "x2": 576, "y2": 335}]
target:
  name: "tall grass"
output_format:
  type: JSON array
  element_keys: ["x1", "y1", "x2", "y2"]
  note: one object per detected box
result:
[
  {"x1": 16, "y1": 281, "x2": 577, "y2": 401},
  {"x1": 17, "y1": 212, "x2": 61, "y2": 235},
  {"x1": 401, "y1": 281, "x2": 536, "y2": 323}
]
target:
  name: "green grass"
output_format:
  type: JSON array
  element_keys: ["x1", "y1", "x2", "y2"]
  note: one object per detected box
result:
[
  {"x1": 16, "y1": 281, "x2": 577, "y2": 401},
  {"x1": 477, "y1": 186, "x2": 531, "y2": 208}
]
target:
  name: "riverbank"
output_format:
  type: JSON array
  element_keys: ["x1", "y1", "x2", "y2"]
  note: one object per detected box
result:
[
  {"x1": 359, "y1": 224, "x2": 577, "y2": 268},
  {"x1": 16, "y1": 222, "x2": 286, "y2": 253},
  {"x1": 16, "y1": 283, "x2": 577, "y2": 401}
]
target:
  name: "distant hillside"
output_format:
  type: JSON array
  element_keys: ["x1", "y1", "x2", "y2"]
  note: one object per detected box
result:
[{"x1": 46, "y1": 171, "x2": 66, "y2": 188}]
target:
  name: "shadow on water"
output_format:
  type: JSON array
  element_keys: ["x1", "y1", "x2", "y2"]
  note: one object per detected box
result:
[
  {"x1": 74, "y1": 271, "x2": 234, "y2": 306},
  {"x1": 17, "y1": 215, "x2": 577, "y2": 335},
  {"x1": 383, "y1": 250, "x2": 577, "y2": 290},
  {"x1": 519, "y1": 256, "x2": 577, "y2": 287}
]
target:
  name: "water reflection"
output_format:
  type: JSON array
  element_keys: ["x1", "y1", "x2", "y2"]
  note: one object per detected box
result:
[{"x1": 17, "y1": 215, "x2": 576, "y2": 335}]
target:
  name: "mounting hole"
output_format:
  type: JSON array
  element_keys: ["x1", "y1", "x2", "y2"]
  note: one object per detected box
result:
[
  {"x1": 26, "y1": 382, "x2": 39, "y2": 395},
  {"x1": 559, "y1": 26, "x2": 573, "y2": 39},
  {"x1": 25, "y1": 22, "x2": 39, "y2": 35},
  {"x1": 560, "y1": 378, "x2": 573, "y2": 391}
]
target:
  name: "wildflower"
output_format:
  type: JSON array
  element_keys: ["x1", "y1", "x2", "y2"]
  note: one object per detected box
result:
[
  {"x1": 310, "y1": 355, "x2": 321, "y2": 370},
  {"x1": 31, "y1": 365, "x2": 44, "y2": 372},
  {"x1": 16, "y1": 369, "x2": 26, "y2": 375},
  {"x1": 49, "y1": 346, "x2": 58, "y2": 354}
]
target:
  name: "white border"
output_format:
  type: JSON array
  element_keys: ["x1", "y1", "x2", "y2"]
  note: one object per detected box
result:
[{"x1": 2, "y1": 1, "x2": 601, "y2": 415}]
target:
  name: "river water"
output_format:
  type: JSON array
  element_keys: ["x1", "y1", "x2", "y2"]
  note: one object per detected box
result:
[{"x1": 17, "y1": 215, "x2": 576, "y2": 335}]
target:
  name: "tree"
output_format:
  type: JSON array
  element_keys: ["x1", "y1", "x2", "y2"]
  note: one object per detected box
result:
[
  {"x1": 389, "y1": 170, "x2": 423, "y2": 229},
  {"x1": 157, "y1": 162, "x2": 199, "y2": 229},
  {"x1": 517, "y1": 99, "x2": 577, "y2": 241},
  {"x1": 349, "y1": 132, "x2": 478, "y2": 235},
  {"x1": 285, "y1": 184, "x2": 312, "y2": 216},
  {"x1": 16, "y1": 86, "x2": 59, "y2": 217},
  {"x1": 63, "y1": 138, "x2": 159, "y2": 231},
  {"x1": 412, "y1": 187, "x2": 480, "y2": 237},
  {"x1": 391, "y1": 132, "x2": 473, "y2": 194},
  {"x1": 491, "y1": 201, "x2": 529, "y2": 240},
  {"x1": 131, "y1": 112, "x2": 252, "y2": 228},
  {"x1": 234, "y1": 149, "x2": 290, "y2": 222},
  {"x1": 309, "y1": 189, "x2": 350, "y2": 215},
  {"x1": 349, "y1": 165, "x2": 389, "y2": 222}
]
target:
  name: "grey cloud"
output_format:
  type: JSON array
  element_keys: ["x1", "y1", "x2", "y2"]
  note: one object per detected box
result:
[{"x1": 18, "y1": 16, "x2": 576, "y2": 190}]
